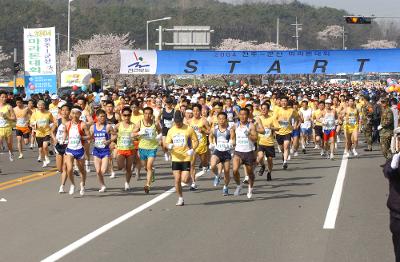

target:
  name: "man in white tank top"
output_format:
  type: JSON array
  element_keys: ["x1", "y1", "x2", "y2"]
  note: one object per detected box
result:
[
  {"x1": 232, "y1": 108, "x2": 258, "y2": 199},
  {"x1": 299, "y1": 99, "x2": 313, "y2": 154}
]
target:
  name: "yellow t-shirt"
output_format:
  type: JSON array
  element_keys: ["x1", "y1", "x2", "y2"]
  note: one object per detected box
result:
[
  {"x1": 130, "y1": 113, "x2": 143, "y2": 126},
  {"x1": 274, "y1": 107, "x2": 294, "y2": 135},
  {"x1": 166, "y1": 124, "x2": 198, "y2": 162},
  {"x1": 258, "y1": 115, "x2": 275, "y2": 146},
  {"x1": 30, "y1": 111, "x2": 53, "y2": 137},
  {"x1": 313, "y1": 109, "x2": 323, "y2": 126},
  {"x1": 0, "y1": 104, "x2": 12, "y2": 128},
  {"x1": 49, "y1": 103, "x2": 59, "y2": 119},
  {"x1": 138, "y1": 121, "x2": 158, "y2": 150},
  {"x1": 117, "y1": 123, "x2": 135, "y2": 150},
  {"x1": 253, "y1": 109, "x2": 261, "y2": 118}
]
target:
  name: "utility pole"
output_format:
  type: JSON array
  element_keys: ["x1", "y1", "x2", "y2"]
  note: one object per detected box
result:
[
  {"x1": 13, "y1": 48, "x2": 17, "y2": 91},
  {"x1": 291, "y1": 17, "x2": 302, "y2": 50},
  {"x1": 56, "y1": 33, "x2": 61, "y2": 88},
  {"x1": 342, "y1": 26, "x2": 346, "y2": 50},
  {"x1": 276, "y1": 17, "x2": 280, "y2": 46}
]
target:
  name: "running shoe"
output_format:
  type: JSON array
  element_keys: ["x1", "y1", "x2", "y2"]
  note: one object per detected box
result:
[
  {"x1": 247, "y1": 188, "x2": 253, "y2": 199},
  {"x1": 283, "y1": 162, "x2": 288, "y2": 170},
  {"x1": 302, "y1": 148, "x2": 306, "y2": 154},
  {"x1": 266, "y1": 171, "x2": 272, "y2": 181},
  {"x1": 9, "y1": 153, "x2": 14, "y2": 162},
  {"x1": 320, "y1": 149, "x2": 325, "y2": 156},
  {"x1": 110, "y1": 171, "x2": 116, "y2": 179},
  {"x1": 189, "y1": 183, "x2": 198, "y2": 191},
  {"x1": 99, "y1": 186, "x2": 106, "y2": 193},
  {"x1": 288, "y1": 154, "x2": 291, "y2": 161},
  {"x1": 352, "y1": 149, "x2": 358, "y2": 157},
  {"x1": 258, "y1": 166, "x2": 265, "y2": 176},
  {"x1": 330, "y1": 153, "x2": 335, "y2": 160},
  {"x1": 213, "y1": 175, "x2": 221, "y2": 187},
  {"x1": 242, "y1": 176, "x2": 249, "y2": 184},
  {"x1": 69, "y1": 185, "x2": 75, "y2": 195},
  {"x1": 294, "y1": 151, "x2": 299, "y2": 157},
  {"x1": 176, "y1": 197, "x2": 184, "y2": 206},
  {"x1": 37, "y1": 156, "x2": 42, "y2": 162},
  {"x1": 223, "y1": 186, "x2": 229, "y2": 196},
  {"x1": 124, "y1": 182, "x2": 130, "y2": 191},
  {"x1": 18, "y1": 154, "x2": 23, "y2": 159},
  {"x1": 234, "y1": 185, "x2": 242, "y2": 196},
  {"x1": 164, "y1": 153, "x2": 169, "y2": 162},
  {"x1": 80, "y1": 186, "x2": 85, "y2": 196},
  {"x1": 73, "y1": 170, "x2": 79, "y2": 177},
  {"x1": 144, "y1": 185, "x2": 150, "y2": 194},
  {"x1": 59, "y1": 185, "x2": 65, "y2": 193},
  {"x1": 344, "y1": 151, "x2": 350, "y2": 158}
]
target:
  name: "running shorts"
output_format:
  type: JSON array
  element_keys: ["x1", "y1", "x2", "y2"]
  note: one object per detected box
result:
[
  {"x1": 118, "y1": 149, "x2": 134, "y2": 157},
  {"x1": 213, "y1": 150, "x2": 232, "y2": 163},
  {"x1": 301, "y1": 127, "x2": 312, "y2": 136},
  {"x1": 66, "y1": 147, "x2": 85, "y2": 160},
  {"x1": 139, "y1": 148, "x2": 157, "y2": 161},
  {"x1": 276, "y1": 134, "x2": 291, "y2": 145},
  {"x1": 16, "y1": 128, "x2": 30, "y2": 138},
  {"x1": 291, "y1": 128, "x2": 301, "y2": 138},
  {"x1": 234, "y1": 151, "x2": 256, "y2": 166},
  {"x1": 55, "y1": 143, "x2": 67, "y2": 155},
  {"x1": 258, "y1": 145, "x2": 275, "y2": 158},
  {"x1": 323, "y1": 130, "x2": 336, "y2": 142},
  {"x1": 36, "y1": 135, "x2": 51, "y2": 148},
  {"x1": 0, "y1": 127, "x2": 12, "y2": 138},
  {"x1": 93, "y1": 147, "x2": 111, "y2": 159},
  {"x1": 172, "y1": 161, "x2": 191, "y2": 171},
  {"x1": 314, "y1": 126, "x2": 323, "y2": 138}
]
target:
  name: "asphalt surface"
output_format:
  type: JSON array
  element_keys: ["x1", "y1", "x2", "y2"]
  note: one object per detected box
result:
[{"x1": 0, "y1": 137, "x2": 394, "y2": 262}]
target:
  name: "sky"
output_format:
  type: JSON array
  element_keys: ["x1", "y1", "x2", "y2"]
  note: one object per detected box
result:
[{"x1": 220, "y1": 0, "x2": 400, "y2": 17}]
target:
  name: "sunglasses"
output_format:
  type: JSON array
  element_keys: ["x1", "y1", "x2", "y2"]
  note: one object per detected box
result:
[{"x1": 123, "y1": 114, "x2": 131, "y2": 117}]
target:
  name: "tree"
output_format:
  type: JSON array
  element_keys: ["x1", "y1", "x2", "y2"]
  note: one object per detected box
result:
[
  {"x1": 317, "y1": 25, "x2": 344, "y2": 49},
  {"x1": 60, "y1": 33, "x2": 135, "y2": 77},
  {"x1": 216, "y1": 38, "x2": 289, "y2": 50},
  {"x1": 0, "y1": 46, "x2": 11, "y2": 78},
  {"x1": 361, "y1": 40, "x2": 397, "y2": 49}
]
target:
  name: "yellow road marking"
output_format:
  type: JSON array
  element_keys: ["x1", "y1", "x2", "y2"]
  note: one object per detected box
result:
[{"x1": 0, "y1": 169, "x2": 58, "y2": 191}]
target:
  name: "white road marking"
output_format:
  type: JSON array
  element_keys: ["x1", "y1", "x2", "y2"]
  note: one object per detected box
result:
[
  {"x1": 41, "y1": 187, "x2": 176, "y2": 262},
  {"x1": 0, "y1": 198, "x2": 7, "y2": 202},
  {"x1": 323, "y1": 154, "x2": 349, "y2": 229}
]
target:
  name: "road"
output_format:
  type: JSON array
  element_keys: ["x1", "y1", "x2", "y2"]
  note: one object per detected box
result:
[{"x1": 0, "y1": 138, "x2": 394, "y2": 262}]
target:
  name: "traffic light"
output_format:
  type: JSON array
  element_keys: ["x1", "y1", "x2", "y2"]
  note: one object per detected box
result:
[
  {"x1": 345, "y1": 16, "x2": 372, "y2": 24},
  {"x1": 13, "y1": 62, "x2": 21, "y2": 74}
]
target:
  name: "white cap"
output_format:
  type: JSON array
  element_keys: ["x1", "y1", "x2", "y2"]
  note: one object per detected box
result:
[
  {"x1": 325, "y1": 98, "x2": 332, "y2": 104},
  {"x1": 57, "y1": 100, "x2": 67, "y2": 108},
  {"x1": 51, "y1": 94, "x2": 59, "y2": 100}
]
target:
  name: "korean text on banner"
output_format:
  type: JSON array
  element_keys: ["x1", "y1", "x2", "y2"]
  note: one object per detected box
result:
[
  {"x1": 120, "y1": 50, "x2": 158, "y2": 75},
  {"x1": 23, "y1": 27, "x2": 57, "y2": 96},
  {"x1": 120, "y1": 49, "x2": 400, "y2": 75}
]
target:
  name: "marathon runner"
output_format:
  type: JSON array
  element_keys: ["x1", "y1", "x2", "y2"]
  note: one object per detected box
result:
[
  {"x1": 0, "y1": 90, "x2": 16, "y2": 162},
  {"x1": 14, "y1": 96, "x2": 31, "y2": 159}
]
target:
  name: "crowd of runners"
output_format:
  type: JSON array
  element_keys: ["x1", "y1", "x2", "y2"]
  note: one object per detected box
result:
[{"x1": 0, "y1": 82, "x2": 396, "y2": 206}]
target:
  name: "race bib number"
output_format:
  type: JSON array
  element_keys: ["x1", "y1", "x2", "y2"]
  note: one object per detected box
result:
[
  {"x1": 236, "y1": 134, "x2": 249, "y2": 146},
  {"x1": 172, "y1": 134, "x2": 185, "y2": 147},
  {"x1": 164, "y1": 119, "x2": 173, "y2": 128},
  {"x1": 216, "y1": 137, "x2": 229, "y2": 151},
  {"x1": 301, "y1": 121, "x2": 311, "y2": 129},
  {"x1": 69, "y1": 136, "x2": 81, "y2": 147},
  {"x1": 279, "y1": 120, "x2": 289, "y2": 128},
  {"x1": 143, "y1": 128, "x2": 155, "y2": 140},
  {"x1": 227, "y1": 113, "x2": 234, "y2": 121},
  {"x1": 348, "y1": 117, "x2": 357, "y2": 126},
  {"x1": 120, "y1": 134, "x2": 132, "y2": 147},
  {"x1": 264, "y1": 128, "x2": 271, "y2": 137},
  {"x1": 95, "y1": 137, "x2": 106, "y2": 148},
  {"x1": 16, "y1": 118, "x2": 27, "y2": 127},
  {"x1": 37, "y1": 119, "x2": 48, "y2": 127},
  {"x1": 0, "y1": 118, "x2": 7, "y2": 127}
]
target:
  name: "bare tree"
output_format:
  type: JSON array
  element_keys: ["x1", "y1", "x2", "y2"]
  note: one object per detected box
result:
[
  {"x1": 361, "y1": 40, "x2": 397, "y2": 49},
  {"x1": 317, "y1": 25, "x2": 343, "y2": 49}
]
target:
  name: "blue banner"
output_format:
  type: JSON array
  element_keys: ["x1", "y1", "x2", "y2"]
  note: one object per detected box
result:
[
  {"x1": 25, "y1": 75, "x2": 57, "y2": 97},
  {"x1": 140, "y1": 49, "x2": 400, "y2": 75}
]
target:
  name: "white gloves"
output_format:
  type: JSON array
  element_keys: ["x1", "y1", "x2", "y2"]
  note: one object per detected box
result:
[
  {"x1": 167, "y1": 144, "x2": 174, "y2": 150},
  {"x1": 391, "y1": 153, "x2": 400, "y2": 169},
  {"x1": 138, "y1": 129, "x2": 146, "y2": 136},
  {"x1": 229, "y1": 140, "x2": 234, "y2": 149},
  {"x1": 187, "y1": 149, "x2": 194, "y2": 156},
  {"x1": 378, "y1": 125, "x2": 383, "y2": 131},
  {"x1": 209, "y1": 143, "x2": 216, "y2": 150}
]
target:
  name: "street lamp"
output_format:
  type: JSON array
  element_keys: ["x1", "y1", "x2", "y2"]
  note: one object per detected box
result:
[
  {"x1": 68, "y1": 0, "x2": 74, "y2": 60},
  {"x1": 146, "y1": 17, "x2": 171, "y2": 50}
]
